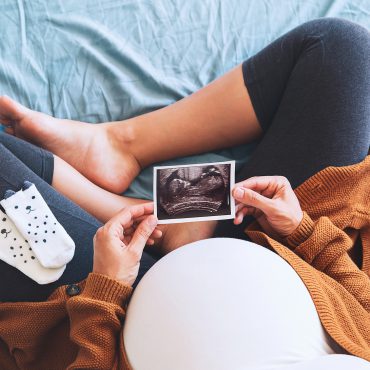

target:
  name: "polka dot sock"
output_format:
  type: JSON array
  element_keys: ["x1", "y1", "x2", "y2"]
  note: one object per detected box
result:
[
  {"x1": 0, "y1": 207, "x2": 65, "y2": 284},
  {"x1": 0, "y1": 183, "x2": 75, "y2": 269}
]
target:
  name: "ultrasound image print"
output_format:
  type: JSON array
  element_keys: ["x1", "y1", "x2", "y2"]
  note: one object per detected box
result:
[{"x1": 154, "y1": 161, "x2": 235, "y2": 224}]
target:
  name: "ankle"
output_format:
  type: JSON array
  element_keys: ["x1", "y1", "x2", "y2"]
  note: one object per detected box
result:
[{"x1": 105, "y1": 118, "x2": 147, "y2": 168}]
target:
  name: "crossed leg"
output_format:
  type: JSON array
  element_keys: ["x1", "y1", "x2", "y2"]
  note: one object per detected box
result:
[
  {"x1": 0, "y1": 56, "x2": 261, "y2": 254},
  {"x1": 1, "y1": 18, "x2": 369, "y2": 256},
  {"x1": 0, "y1": 63, "x2": 261, "y2": 194}
]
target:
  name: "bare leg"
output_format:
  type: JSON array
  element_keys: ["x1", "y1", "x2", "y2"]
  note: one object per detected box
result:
[
  {"x1": 52, "y1": 155, "x2": 212, "y2": 254},
  {"x1": 0, "y1": 99, "x2": 141, "y2": 194},
  {"x1": 156, "y1": 220, "x2": 218, "y2": 254},
  {"x1": 52, "y1": 156, "x2": 145, "y2": 223},
  {"x1": 0, "y1": 64, "x2": 260, "y2": 253},
  {"x1": 107, "y1": 64, "x2": 261, "y2": 168},
  {"x1": 0, "y1": 64, "x2": 260, "y2": 193}
]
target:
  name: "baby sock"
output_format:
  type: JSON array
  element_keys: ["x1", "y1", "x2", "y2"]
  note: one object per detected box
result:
[
  {"x1": 0, "y1": 182, "x2": 75, "y2": 269},
  {"x1": 0, "y1": 207, "x2": 65, "y2": 284}
]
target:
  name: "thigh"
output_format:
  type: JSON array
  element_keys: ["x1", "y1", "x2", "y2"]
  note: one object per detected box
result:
[
  {"x1": 0, "y1": 133, "x2": 54, "y2": 183},
  {"x1": 0, "y1": 141, "x2": 156, "y2": 302},
  {"x1": 0, "y1": 141, "x2": 98, "y2": 301}
]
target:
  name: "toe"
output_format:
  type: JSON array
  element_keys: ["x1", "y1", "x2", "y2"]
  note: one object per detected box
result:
[{"x1": 0, "y1": 96, "x2": 27, "y2": 120}]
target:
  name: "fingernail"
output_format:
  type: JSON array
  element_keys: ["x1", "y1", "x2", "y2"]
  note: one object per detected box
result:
[
  {"x1": 148, "y1": 216, "x2": 158, "y2": 227},
  {"x1": 3, "y1": 190, "x2": 16, "y2": 199},
  {"x1": 234, "y1": 187, "x2": 244, "y2": 199}
]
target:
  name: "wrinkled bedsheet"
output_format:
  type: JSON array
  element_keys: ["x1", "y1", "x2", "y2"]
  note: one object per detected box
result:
[{"x1": 0, "y1": 0, "x2": 369, "y2": 199}]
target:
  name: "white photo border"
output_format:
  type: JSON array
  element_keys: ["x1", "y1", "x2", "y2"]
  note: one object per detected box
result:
[{"x1": 153, "y1": 160, "x2": 235, "y2": 224}]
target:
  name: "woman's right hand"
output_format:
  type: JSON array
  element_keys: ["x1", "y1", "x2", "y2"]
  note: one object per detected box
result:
[
  {"x1": 232, "y1": 176, "x2": 303, "y2": 239},
  {"x1": 93, "y1": 203, "x2": 158, "y2": 286}
]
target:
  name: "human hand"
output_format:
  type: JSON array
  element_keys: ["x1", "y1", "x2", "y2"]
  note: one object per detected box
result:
[
  {"x1": 93, "y1": 203, "x2": 158, "y2": 285},
  {"x1": 232, "y1": 176, "x2": 303, "y2": 238}
]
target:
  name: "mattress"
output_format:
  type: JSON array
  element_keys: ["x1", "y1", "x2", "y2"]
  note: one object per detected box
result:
[{"x1": 0, "y1": 0, "x2": 369, "y2": 199}]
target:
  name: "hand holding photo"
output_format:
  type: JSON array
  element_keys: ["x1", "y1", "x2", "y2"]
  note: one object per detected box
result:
[{"x1": 154, "y1": 161, "x2": 235, "y2": 224}]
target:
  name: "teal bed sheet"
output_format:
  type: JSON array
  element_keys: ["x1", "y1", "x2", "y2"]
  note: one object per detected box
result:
[{"x1": 0, "y1": 0, "x2": 369, "y2": 200}]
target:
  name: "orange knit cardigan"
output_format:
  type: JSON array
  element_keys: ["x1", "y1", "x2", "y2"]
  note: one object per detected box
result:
[{"x1": 0, "y1": 156, "x2": 369, "y2": 369}]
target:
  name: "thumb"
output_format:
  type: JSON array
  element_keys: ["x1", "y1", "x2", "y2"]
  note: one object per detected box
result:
[
  {"x1": 233, "y1": 187, "x2": 274, "y2": 215},
  {"x1": 129, "y1": 215, "x2": 158, "y2": 253}
]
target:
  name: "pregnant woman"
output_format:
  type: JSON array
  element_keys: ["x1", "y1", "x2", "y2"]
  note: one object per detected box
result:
[{"x1": 0, "y1": 18, "x2": 368, "y2": 369}]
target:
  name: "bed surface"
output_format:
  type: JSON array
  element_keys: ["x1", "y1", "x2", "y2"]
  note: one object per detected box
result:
[{"x1": 0, "y1": 0, "x2": 369, "y2": 199}]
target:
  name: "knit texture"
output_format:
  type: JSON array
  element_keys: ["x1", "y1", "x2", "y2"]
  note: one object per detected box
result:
[
  {"x1": 247, "y1": 155, "x2": 370, "y2": 361},
  {"x1": 0, "y1": 157, "x2": 369, "y2": 368},
  {"x1": 0, "y1": 273, "x2": 133, "y2": 370}
]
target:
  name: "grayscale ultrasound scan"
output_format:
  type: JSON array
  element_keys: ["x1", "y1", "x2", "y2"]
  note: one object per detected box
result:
[{"x1": 154, "y1": 161, "x2": 235, "y2": 224}]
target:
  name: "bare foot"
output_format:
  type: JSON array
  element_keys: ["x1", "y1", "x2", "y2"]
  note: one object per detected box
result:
[
  {"x1": 154, "y1": 220, "x2": 218, "y2": 255},
  {"x1": 0, "y1": 96, "x2": 141, "y2": 193}
]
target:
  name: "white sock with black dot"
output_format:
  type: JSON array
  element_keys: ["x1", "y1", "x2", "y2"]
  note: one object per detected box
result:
[
  {"x1": 1, "y1": 183, "x2": 75, "y2": 268},
  {"x1": 0, "y1": 208, "x2": 65, "y2": 284}
]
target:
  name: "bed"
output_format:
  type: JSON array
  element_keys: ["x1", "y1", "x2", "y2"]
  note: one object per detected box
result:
[{"x1": 0, "y1": 0, "x2": 369, "y2": 199}]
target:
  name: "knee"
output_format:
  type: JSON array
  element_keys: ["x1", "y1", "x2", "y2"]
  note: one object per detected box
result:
[{"x1": 304, "y1": 18, "x2": 370, "y2": 52}]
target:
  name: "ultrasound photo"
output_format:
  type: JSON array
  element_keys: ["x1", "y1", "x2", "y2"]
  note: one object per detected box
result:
[{"x1": 154, "y1": 161, "x2": 235, "y2": 224}]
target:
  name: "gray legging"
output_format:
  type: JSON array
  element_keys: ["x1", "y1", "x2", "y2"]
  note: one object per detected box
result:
[
  {"x1": 0, "y1": 134, "x2": 158, "y2": 302},
  {"x1": 0, "y1": 18, "x2": 369, "y2": 302},
  {"x1": 215, "y1": 17, "x2": 370, "y2": 240}
]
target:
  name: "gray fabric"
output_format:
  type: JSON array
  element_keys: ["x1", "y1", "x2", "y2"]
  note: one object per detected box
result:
[
  {"x1": 0, "y1": 134, "x2": 54, "y2": 186},
  {"x1": 216, "y1": 18, "x2": 370, "y2": 239},
  {"x1": 0, "y1": 134, "x2": 157, "y2": 302},
  {"x1": 240, "y1": 18, "x2": 370, "y2": 185}
]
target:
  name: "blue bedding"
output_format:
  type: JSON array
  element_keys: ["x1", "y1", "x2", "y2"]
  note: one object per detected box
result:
[{"x1": 0, "y1": 0, "x2": 369, "y2": 199}]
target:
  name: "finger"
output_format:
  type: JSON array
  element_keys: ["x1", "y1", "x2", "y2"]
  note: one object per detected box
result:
[
  {"x1": 134, "y1": 215, "x2": 147, "y2": 224},
  {"x1": 236, "y1": 202, "x2": 246, "y2": 212},
  {"x1": 124, "y1": 226, "x2": 135, "y2": 235},
  {"x1": 142, "y1": 202, "x2": 154, "y2": 214},
  {"x1": 234, "y1": 176, "x2": 289, "y2": 195},
  {"x1": 130, "y1": 229, "x2": 161, "y2": 243},
  {"x1": 109, "y1": 210, "x2": 134, "y2": 230},
  {"x1": 133, "y1": 203, "x2": 155, "y2": 222},
  {"x1": 105, "y1": 203, "x2": 156, "y2": 242},
  {"x1": 234, "y1": 211, "x2": 244, "y2": 225},
  {"x1": 129, "y1": 203, "x2": 155, "y2": 221},
  {"x1": 129, "y1": 215, "x2": 158, "y2": 254},
  {"x1": 233, "y1": 187, "x2": 275, "y2": 215},
  {"x1": 234, "y1": 207, "x2": 253, "y2": 225},
  {"x1": 150, "y1": 228, "x2": 162, "y2": 239},
  {"x1": 110, "y1": 204, "x2": 150, "y2": 230},
  {"x1": 121, "y1": 224, "x2": 161, "y2": 238},
  {"x1": 123, "y1": 235, "x2": 132, "y2": 245}
]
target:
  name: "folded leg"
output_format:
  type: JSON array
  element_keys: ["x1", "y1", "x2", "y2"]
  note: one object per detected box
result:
[
  {"x1": 0, "y1": 135, "x2": 157, "y2": 302},
  {"x1": 216, "y1": 18, "x2": 370, "y2": 239}
]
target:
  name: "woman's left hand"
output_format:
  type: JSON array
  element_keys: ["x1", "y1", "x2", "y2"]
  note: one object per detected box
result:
[
  {"x1": 232, "y1": 176, "x2": 303, "y2": 238},
  {"x1": 93, "y1": 203, "x2": 160, "y2": 286}
]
